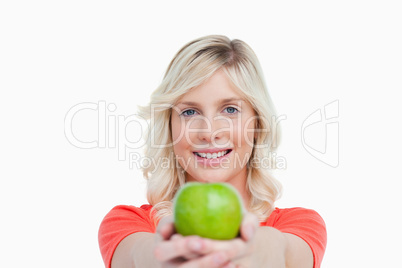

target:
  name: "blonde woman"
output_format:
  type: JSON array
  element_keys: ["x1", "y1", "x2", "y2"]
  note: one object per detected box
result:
[{"x1": 99, "y1": 35, "x2": 327, "y2": 268}]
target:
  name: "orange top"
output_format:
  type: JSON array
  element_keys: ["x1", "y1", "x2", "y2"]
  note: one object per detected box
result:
[{"x1": 98, "y1": 205, "x2": 327, "y2": 267}]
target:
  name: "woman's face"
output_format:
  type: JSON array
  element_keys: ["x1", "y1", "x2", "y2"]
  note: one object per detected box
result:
[{"x1": 171, "y1": 69, "x2": 256, "y2": 188}]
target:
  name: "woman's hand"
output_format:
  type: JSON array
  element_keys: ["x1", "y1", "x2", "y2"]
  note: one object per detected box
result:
[{"x1": 154, "y1": 213, "x2": 259, "y2": 268}]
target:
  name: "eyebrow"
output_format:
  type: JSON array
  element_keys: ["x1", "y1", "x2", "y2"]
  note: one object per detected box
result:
[{"x1": 177, "y1": 98, "x2": 244, "y2": 106}]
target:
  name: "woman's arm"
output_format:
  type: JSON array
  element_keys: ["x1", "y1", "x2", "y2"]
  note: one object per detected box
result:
[
  {"x1": 169, "y1": 225, "x2": 313, "y2": 268},
  {"x1": 110, "y1": 221, "x2": 231, "y2": 268},
  {"x1": 152, "y1": 214, "x2": 314, "y2": 268},
  {"x1": 284, "y1": 232, "x2": 314, "y2": 268},
  {"x1": 111, "y1": 232, "x2": 160, "y2": 268},
  {"x1": 250, "y1": 226, "x2": 313, "y2": 268},
  {"x1": 109, "y1": 216, "x2": 315, "y2": 268}
]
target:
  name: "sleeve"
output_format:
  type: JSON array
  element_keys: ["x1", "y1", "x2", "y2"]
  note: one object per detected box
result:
[
  {"x1": 98, "y1": 205, "x2": 155, "y2": 268},
  {"x1": 273, "y1": 207, "x2": 327, "y2": 268}
]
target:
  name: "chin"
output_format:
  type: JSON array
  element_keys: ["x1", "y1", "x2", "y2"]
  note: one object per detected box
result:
[{"x1": 188, "y1": 170, "x2": 230, "y2": 183}]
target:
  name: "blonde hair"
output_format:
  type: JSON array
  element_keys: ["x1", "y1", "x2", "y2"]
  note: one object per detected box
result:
[{"x1": 138, "y1": 35, "x2": 282, "y2": 223}]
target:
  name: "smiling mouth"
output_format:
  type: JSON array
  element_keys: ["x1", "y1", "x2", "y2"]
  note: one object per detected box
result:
[{"x1": 194, "y1": 149, "x2": 232, "y2": 159}]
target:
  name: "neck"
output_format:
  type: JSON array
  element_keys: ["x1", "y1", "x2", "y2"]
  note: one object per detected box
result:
[{"x1": 227, "y1": 171, "x2": 250, "y2": 210}]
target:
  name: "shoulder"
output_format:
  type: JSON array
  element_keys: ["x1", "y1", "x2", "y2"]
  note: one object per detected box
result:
[
  {"x1": 263, "y1": 207, "x2": 326, "y2": 239},
  {"x1": 98, "y1": 204, "x2": 155, "y2": 267},
  {"x1": 99, "y1": 204, "x2": 156, "y2": 237},
  {"x1": 100, "y1": 204, "x2": 155, "y2": 229},
  {"x1": 263, "y1": 207, "x2": 327, "y2": 267},
  {"x1": 105, "y1": 204, "x2": 154, "y2": 217},
  {"x1": 264, "y1": 207, "x2": 326, "y2": 227}
]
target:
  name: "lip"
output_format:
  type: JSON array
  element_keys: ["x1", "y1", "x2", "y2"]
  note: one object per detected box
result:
[
  {"x1": 193, "y1": 148, "x2": 232, "y2": 154},
  {"x1": 193, "y1": 149, "x2": 233, "y2": 167}
]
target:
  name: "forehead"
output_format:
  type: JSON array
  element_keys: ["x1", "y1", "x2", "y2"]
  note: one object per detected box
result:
[{"x1": 178, "y1": 70, "x2": 245, "y2": 103}]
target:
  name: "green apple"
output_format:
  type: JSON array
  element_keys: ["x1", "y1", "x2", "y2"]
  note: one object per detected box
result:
[{"x1": 173, "y1": 182, "x2": 243, "y2": 240}]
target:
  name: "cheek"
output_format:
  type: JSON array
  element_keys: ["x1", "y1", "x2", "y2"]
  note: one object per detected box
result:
[
  {"x1": 171, "y1": 116, "x2": 192, "y2": 158},
  {"x1": 171, "y1": 116, "x2": 182, "y2": 143},
  {"x1": 172, "y1": 129, "x2": 188, "y2": 169},
  {"x1": 236, "y1": 118, "x2": 255, "y2": 149},
  {"x1": 171, "y1": 116, "x2": 192, "y2": 149}
]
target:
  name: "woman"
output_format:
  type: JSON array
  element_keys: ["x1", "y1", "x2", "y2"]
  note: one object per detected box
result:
[{"x1": 99, "y1": 35, "x2": 327, "y2": 267}]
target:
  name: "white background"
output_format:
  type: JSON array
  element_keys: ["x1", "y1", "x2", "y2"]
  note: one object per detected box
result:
[{"x1": 1, "y1": 1, "x2": 401, "y2": 267}]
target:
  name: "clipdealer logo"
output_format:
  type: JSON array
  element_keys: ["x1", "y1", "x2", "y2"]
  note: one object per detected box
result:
[
  {"x1": 63, "y1": 100, "x2": 288, "y2": 169},
  {"x1": 64, "y1": 100, "x2": 339, "y2": 168},
  {"x1": 64, "y1": 101, "x2": 148, "y2": 161},
  {"x1": 301, "y1": 100, "x2": 339, "y2": 168}
]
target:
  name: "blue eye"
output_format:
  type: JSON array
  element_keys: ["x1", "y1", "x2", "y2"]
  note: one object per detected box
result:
[
  {"x1": 181, "y1": 109, "x2": 197, "y2": 116},
  {"x1": 224, "y1": 107, "x2": 238, "y2": 114}
]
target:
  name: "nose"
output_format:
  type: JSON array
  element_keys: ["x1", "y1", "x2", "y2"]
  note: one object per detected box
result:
[{"x1": 195, "y1": 115, "x2": 229, "y2": 144}]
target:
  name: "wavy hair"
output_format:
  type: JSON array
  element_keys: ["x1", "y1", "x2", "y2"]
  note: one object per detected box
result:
[{"x1": 138, "y1": 35, "x2": 282, "y2": 223}]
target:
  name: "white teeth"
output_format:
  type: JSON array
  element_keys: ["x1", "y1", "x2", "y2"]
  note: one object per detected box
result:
[{"x1": 196, "y1": 150, "x2": 229, "y2": 159}]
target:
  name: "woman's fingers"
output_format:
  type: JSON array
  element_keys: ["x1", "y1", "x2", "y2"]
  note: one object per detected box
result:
[
  {"x1": 156, "y1": 215, "x2": 175, "y2": 240},
  {"x1": 171, "y1": 234, "x2": 201, "y2": 260},
  {"x1": 154, "y1": 235, "x2": 204, "y2": 262},
  {"x1": 178, "y1": 251, "x2": 231, "y2": 268},
  {"x1": 240, "y1": 212, "x2": 259, "y2": 241},
  {"x1": 155, "y1": 235, "x2": 251, "y2": 267},
  {"x1": 155, "y1": 212, "x2": 259, "y2": 266},
  {"x1": 194, "y1": 237, "x2": 247, "y2": 260}
]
